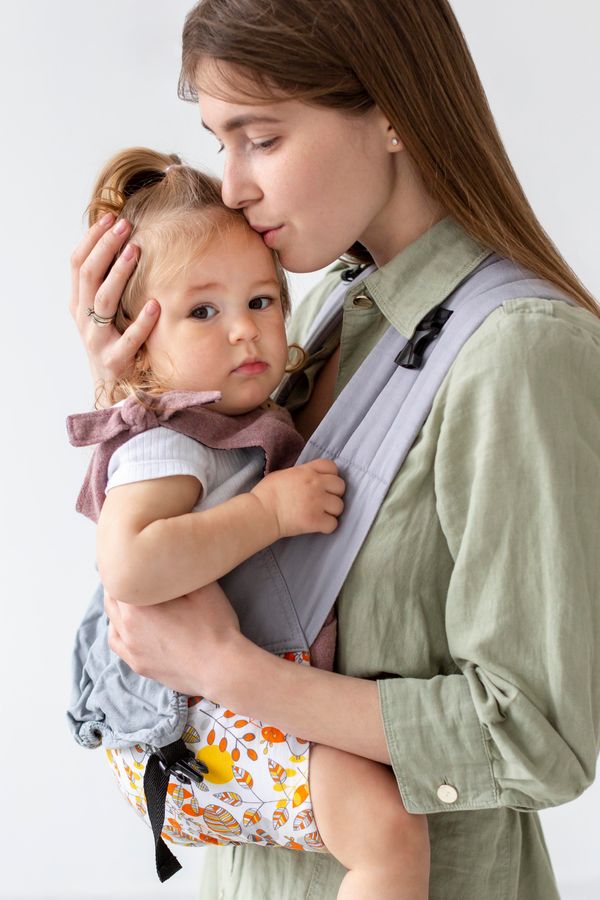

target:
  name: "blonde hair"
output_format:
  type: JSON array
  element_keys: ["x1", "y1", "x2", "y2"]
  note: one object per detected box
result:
[
  {"x1": 179, "y1": 0, "x2": 598, "y2": 318},
  {"x1": 87, "y1": 146, "x2": 293, "y2": 403}
]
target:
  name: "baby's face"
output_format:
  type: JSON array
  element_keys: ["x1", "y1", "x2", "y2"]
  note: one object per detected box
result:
[{"x1": 144, "y1": 221, "x2": 288, "y2": 415}]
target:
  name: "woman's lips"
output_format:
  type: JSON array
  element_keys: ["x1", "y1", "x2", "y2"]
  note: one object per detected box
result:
[{"x1": 261, "y1": 226, "x2": 283, "y2": 248}]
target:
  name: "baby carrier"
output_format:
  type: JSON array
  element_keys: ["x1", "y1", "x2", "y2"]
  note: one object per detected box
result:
[{"x1": 67, "y1": 251, "x2": 573, "y2": 879}]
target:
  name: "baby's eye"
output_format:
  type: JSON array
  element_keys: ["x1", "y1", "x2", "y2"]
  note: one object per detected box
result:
[
  {"x1": 248, "y1": 296, "x2": 272, "y2": 310},
  {"x1": 190, "y1": 304, "x2": 218, "y2": 320}
]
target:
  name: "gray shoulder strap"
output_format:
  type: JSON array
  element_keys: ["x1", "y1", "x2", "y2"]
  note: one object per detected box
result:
[{"x1": 271, "y1": 255, "x2": 575, "y2": 648}]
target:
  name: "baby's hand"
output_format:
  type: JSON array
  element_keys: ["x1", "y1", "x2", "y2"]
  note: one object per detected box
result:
[{"x1": 251, "y1": 459, "x2": 345, "y2": 539}]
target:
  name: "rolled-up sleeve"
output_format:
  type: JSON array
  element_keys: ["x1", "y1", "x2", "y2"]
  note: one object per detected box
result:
[{"x1": 378, "y1": 299, "x2": 600, "y2": 814}]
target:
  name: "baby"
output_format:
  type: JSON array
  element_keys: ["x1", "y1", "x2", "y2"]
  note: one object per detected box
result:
[{"x1": 69, "y1": 147, "x2": 429, "y2": 900}]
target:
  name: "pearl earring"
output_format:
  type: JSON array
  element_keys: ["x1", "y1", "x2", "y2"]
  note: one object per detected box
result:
[{"x1": 391, "y1": 137, "x2": 400, "y2": 147}]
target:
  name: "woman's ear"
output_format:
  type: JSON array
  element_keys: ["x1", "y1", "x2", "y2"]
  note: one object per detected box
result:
[{"x1": 386, "y1": 123, "x2": 404, "y2": 152}]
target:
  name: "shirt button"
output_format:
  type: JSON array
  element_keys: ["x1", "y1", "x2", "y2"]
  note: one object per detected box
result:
[
  {"x1": 352, "y1": 293, "x2": 374, "y2": 309},
  {"x1": 437, "y1": 783, "x2": 458, "y2": 804}
]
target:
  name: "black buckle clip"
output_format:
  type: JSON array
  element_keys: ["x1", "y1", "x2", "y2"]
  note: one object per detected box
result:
[
  {"x1": 341, "y1": 263, "x2": 368, "y2": 283},
  {"x1": 395, "y1": 305, "x2": 453, "y2": 370},
  {"x1": 152, "y1": 746, "x2": 209, "y2": 786}
]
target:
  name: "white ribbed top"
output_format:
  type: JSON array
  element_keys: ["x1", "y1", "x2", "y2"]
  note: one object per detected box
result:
[{"x1": 106, "y1": 427, "x2": 264, "y2": 511}]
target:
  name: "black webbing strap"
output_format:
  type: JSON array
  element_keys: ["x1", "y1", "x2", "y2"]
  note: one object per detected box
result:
[{"x1": 144, "y1": 739, "x2": 208, "y2": 882}]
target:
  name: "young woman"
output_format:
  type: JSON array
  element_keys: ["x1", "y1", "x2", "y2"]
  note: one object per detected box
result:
[{"x1": 69, "y1": 2, "x2": 600, "y2": 898}]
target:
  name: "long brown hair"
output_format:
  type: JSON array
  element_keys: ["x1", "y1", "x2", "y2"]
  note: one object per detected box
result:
[
  {"x1": 87, "y1": 146, "x2": 292, "y2": 403},
  {"x1": 179, "y1": 0, "x2": 598, "y2": 317}
]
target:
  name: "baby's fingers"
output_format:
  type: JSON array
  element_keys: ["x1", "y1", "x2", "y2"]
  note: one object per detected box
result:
[
  {"x1": 323, "y1": 494, "x2": 345, "y2": 518},
  {"x1": 307, "y1": 458, "x2": 339, "y2": 476},
  {"x1": 322, "y1": 474, "x2": 346, "y2": 497}
]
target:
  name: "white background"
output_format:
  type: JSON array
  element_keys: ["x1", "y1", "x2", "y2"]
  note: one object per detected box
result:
[{"x1": 1, "y1": 2, "x2": 598, "y2": 898}]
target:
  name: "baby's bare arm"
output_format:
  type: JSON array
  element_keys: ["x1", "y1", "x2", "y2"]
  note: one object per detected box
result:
[{"x1": 97, "y1": 460, "x2": 344, "y2": 606}]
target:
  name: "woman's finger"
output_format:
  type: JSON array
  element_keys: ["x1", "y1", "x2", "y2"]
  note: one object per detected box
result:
[
  {"x1": 91, "y1": 240, "x2": 139, "y2": 323},
  {"x1": 104, "y1": 299, "x2": 161, "y2": 372},
  {"x1": 74, "y1": 218, "x2": 133, "y2": 322},
  {"x1": 69, "y1": 212, "x2": 115, "y2": 318}
]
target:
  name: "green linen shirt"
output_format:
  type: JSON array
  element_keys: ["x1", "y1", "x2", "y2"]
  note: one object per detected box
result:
[{"x1": 198, "y1": 217, "x2": 600, "y2": 899}]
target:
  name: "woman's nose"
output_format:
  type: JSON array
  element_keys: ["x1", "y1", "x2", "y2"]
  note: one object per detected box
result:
[{"x1": 221, "y1": 156, "x2": 262, "y2": 210}]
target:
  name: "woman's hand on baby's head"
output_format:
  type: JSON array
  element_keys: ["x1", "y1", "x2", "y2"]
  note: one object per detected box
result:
[
  {"x1": 70, "y1": 213, "x2": 160, "y2": 402},
  {"x1": 251, "y1": 459, "x2": 345, "y2": 539}
]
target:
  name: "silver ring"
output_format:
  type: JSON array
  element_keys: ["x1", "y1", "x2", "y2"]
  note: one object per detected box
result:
[{"x1": 86, "y1": 307, "x2": 116, "y2": 327}]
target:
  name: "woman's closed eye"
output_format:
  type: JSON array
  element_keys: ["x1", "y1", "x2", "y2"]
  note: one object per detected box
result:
[
  {"x1": 215, "y1": 137, "x2": 279, "y2": 155},
  {"x1": 250, "y1": 138, "x2": 278, "y2": 152},
  {"x1": 190, "y1": 304, "x2": 218, "y2": 320}
]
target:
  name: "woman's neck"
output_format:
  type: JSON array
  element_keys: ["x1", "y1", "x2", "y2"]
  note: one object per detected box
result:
[{"x1": 362, "y1": 156, "x2": 447, "y2": 267}]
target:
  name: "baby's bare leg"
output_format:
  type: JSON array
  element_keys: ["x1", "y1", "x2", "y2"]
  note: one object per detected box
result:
[{"x1": 310, "y1": 744, "x2": 429, "y2": 900}]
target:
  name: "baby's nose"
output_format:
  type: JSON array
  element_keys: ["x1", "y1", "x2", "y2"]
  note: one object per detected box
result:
[{"x1": 229, "y1": 314, "x2": 260, "y2": 342}]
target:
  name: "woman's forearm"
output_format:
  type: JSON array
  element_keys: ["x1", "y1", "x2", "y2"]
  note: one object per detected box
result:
[
  {"x1": 209, "y1": 633, "x2": 392, "y2": 765},
  {"x1": 105, "y1": 588, "x2": 391, "y2": 763}
]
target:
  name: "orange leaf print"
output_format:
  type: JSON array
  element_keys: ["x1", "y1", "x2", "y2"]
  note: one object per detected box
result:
[
  {"x1": 247, "y1": 748, "x2": 258, "y2": 761},
  {"x1": 169, "y1": 784, "x2": 188, "y2": 806},
  {"x1": 292, "y1": 784, "x2": 309, "y2": 808},
  {"x1": 168, "y1": 783, "x2": 192, "y2": 801},
  {"x1": 207, "y1": 729, "x2": 216, "y2": 745},
  {"x1": 268, "y1": 760, "x2": 287, "y2": 784},
  {"x1": 233, "y1": 765, "x2": 254, "y2": 789},
  {"x1": 273, "y1": 807, "x2": 289, "y2": 829},
  {"x1": 214, "y1": 792, "x2": 242, "y2": 807},
  {"x1": 305, "y1": 830, "x2": 325, "y2": 850},
  {"x1": 203, "y1": 804, "x2": 242, "y2": 837},
  {"x1": 223, "y1": 710, "x2": 235, "y2": 718},
  {"x1": 285, "y1": 839, "x2": 304, "y2": 851},
  {"x1": 252, "y1": 828, "x2": 276, "y2": 846},
  {"x1": 187, "y1": 696, "x2": 202, "y2": 707},
  {"x1": 181, "y1": 797, "x2": 201, "y2": 817},
  {"x1": 293, "y1": 809, "x2": 314, "y2": 830},
  {"x1": 242, "y1": 733, "x2": 255, "y2": 741},
  {"x1": 234, "y1": 719, "x2": 249, "y2": 728},
  {"x1": 198, "y1": 833, "x2": 221, "y2": 845},
  {"x1": 243, "y1": 808, "x2": 261, "y2": 827},
  {"x1": 232, "y1": 748, "x2": 240, "y2": 762},
  {"x1": 182, "y1": 725, "x2": 200, "y2": 744},
  {"x1": 219, "y1": 737, "x2": 228, "y2": 752}
]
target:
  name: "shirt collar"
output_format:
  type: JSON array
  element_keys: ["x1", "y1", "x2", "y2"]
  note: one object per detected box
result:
[{"x1": 346, "y1": 217, "x2": 493, "y2": 338}]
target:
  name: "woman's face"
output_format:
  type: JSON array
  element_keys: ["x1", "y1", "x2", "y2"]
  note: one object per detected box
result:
[{"x1": 197, "y1": 69, "x2": 397, "y2": 272}]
